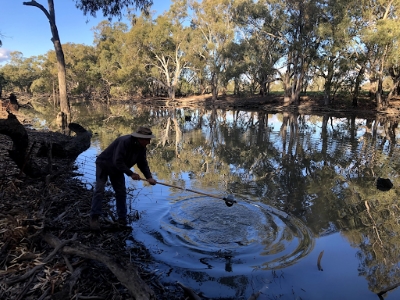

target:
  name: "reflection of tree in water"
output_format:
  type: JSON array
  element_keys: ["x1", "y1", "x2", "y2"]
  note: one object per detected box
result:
[
  {"x1": 341, "y1": 123, "x2": 400, "y2": 296},
  {"x1": 176, "y1": 270, "x2": 250, "y2": 298},
  {"x1": 340, "y1": 196, "x2": 400, "y2": 296},
  {"x1": 35, "y1": 102, "x2": 400, "y2": 296},
  {"x1": 228, "y1": 110, "x2": 400, "y2": 296}
]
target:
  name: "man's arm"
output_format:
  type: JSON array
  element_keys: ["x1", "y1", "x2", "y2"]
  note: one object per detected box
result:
[
  {"x1": 112, "y1": 137, "x2": 134, "y2": 176},
  {"x1": 137, "y1": 152, "x2": 152, "y2": 179}
]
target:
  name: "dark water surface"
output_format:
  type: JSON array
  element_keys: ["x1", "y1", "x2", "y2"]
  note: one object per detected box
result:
[{"x1": 45, "y1": 102, "x2": 400, "y2": 299}]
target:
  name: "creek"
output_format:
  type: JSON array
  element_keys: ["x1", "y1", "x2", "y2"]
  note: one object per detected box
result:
[{"x1": 31, "y1": 101, "x2": 400, "y2": 299}]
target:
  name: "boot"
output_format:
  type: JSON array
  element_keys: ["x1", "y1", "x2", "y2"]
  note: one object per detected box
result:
[{"x1": 90, "y1": 215, "x2": 100, "y2": 231}]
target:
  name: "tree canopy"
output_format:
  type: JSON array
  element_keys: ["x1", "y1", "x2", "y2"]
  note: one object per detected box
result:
[
  {"x1": 2, "y1": 0, "x2": 400, "y2": 109},
  {"x1": 74, "y1": 0, "x2": 153, "y2": 18}
]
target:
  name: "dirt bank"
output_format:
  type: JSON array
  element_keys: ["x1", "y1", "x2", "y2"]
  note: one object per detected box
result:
[{"x1": 0, "y1": 112, "x2": 185, "y2": 300}]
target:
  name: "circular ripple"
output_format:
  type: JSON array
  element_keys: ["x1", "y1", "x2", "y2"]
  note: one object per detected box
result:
[{"x1": 159, "y1": 197, "x2": 314, "y2": 270}]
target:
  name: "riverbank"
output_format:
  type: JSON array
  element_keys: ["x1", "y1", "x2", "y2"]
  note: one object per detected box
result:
[
  {"x1": 125, "y1": 92, "x2": 400, "y2": 119},
  {"x1": 0, "y1": 112, "x2": 184, "y2": 299}
]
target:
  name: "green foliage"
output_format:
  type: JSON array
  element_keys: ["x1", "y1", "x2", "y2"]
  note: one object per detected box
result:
[
  {"x1": 73, "y1": 0, "x2": 153, "y2": 18},
  {"x1": 30, "y1": 77, "x2": 50, "y2": 95},
  {"x1": 0, "y1": 52, "x2": 41, "y2": 93},
  {"x1": 62, "y1": 43, "x2": 100, "y2": 96},
  {"x1": 2, "y1": 0, "x2": 400, "y2": 107}
]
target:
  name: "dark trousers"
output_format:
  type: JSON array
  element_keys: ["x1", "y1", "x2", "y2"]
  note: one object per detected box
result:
[{"x1": 90, "y1": 161, "x2": 127, "y2": 219}]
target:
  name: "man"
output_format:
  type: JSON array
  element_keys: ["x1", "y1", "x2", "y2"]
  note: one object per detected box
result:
[{"x1": 90, "y1": 126, "x2": 157, "y2": 230}]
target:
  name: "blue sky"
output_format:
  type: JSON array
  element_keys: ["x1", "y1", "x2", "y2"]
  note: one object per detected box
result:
[{"x1": 0, "y1": 1, "x2": 171, "y2": 63}]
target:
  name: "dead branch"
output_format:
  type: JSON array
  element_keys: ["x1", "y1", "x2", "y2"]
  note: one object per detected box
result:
[
  {"x1": 4, "y1": 233, "x2": 77, "y2": 285},
  {"x1": 52, "y1": 265, "x2": 86, "y2": 299},
  {"x1": 42, "y1": 233, "x2": 156, "y2": 300}
]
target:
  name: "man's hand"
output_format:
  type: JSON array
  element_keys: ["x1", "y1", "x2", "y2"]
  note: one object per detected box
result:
[
  {"x1": 147, "y1": 178, "x2": 157, "y2": 185},
  {"x1": 130, "y1": 173, "x2": 140, "y2": 180}
]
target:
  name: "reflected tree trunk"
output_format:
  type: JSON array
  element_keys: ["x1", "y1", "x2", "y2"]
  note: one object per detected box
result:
[
  {"x1": 172, "y1": 117, "x2": 182, "y2": 157},
  {"x1": 280, "y1": 113, "x2": 289, "y2": 155},
  {"x1": 321, "y1": 115, "x2": 329, "y2": 164}
]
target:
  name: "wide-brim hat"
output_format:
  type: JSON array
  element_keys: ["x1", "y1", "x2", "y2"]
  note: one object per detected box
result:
[{"x1": 131, "y1": 126, "x2": 155, "y2": 139}]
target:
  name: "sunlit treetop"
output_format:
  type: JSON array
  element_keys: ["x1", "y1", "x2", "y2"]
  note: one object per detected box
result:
[{"x1": 74, "y1": 0, "x2": 153, "y2": 19}]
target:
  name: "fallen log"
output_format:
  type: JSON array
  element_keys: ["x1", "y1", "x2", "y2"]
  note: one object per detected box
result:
[
  {"x1": 36, "y1": 122, "x2": 92, "y2": 159},
  {"x1": 0, "y1": 112, "x2": 92, "y2": 178},
  {"x1": 42, "y1": 233, "x2": 156, "y2": 300}
]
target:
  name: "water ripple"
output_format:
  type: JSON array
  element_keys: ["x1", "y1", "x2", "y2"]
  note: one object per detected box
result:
[{"x1": 158, "y1": 197, "x2": 314, "y2": 271}]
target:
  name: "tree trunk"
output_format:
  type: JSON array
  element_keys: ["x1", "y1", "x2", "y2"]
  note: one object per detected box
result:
[
  {"x1": 282, "y1": 72, "x2": 291, "y2": 106},
  {"x1": 387, "y1": 79, "x2": 400, "y2": 101},
  {"x1": 388, "y1": 66, "x2": 400, "y2": 99},
  {"x1": 168, "y1": 85, "x2": 176, "y2": 100},
  {"x1": 211, "y1": 72, "x2": 218, "y2": 101},
  {"x1": 376, "y1": 77, "x2": 384, "y2": 110},
  {"x1": 375, "y1": 83, "x2": 384, "y2": 110},
  {"x1": 291, "y1": 73, "x2": 303, "y2": 105},
  {"x1": 352, "y1": 66, "x2": 365, "y2": 107},
  {"x1": 234, "y1": 78, "x2": 240, "y2": 95},
  {"x1": 23, "y1": 0, "x2": 71, "y2": 126},
  {"x1": 259, "y1": 80, "x2": 267, "y2": 97}
]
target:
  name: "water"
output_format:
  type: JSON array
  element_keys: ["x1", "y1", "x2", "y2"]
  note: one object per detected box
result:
[{"x1": 59, "y1": 103, "x2": 400, "y2": 299}]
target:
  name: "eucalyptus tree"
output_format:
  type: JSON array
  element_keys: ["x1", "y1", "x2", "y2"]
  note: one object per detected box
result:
[
  {"x1": 381, "y1": 26, "x2": 400, "y2": 102},
  {"x1": 62, "y1": 43, "x2": 98, "y2": 99},
  {"x1": 93, "y1": 21, "x2": 128, "y2": 101},
  {"x1": 238, "y1": 0, "x2": 322, "y2": 105},
  {"x1": 244, "y1": 37, "x2": 282, "y2": 96},
  {"x1": 29, "y1": 53, "x2": 56, "y2": 96},
  {"x1": 387, "y1": 58, "x2": 400, "y2": 100},
  {"x1": 22, "y1": 0, "x2": 153, "y2": 126},
  {"x1": 35, "y1": 44, "x2": 99, "y2": 98},
  {"x1": 0, "y1": 51, "x2": 41, "y2": 93},
  {"x1": 233, "y1": 0, "x2": 285, "y2": 96},
  {"x1": 221, "y1": 41, "x2": 247, "y2": 95},
  {"x1": 279, "y1": 0, "x2": 322, "y2": 105},
  {"x1": 313, "y1": 0, "x2": 360, "y2": 105},
  {"x1": 127, "y1": 0, "x2": 193, "y2": 100},
  {"x1": 359, "y1": 0, "x2": 400, "y2": 110},
  {"x1": 189, "y1": 0, "x2": 236, "y2": 101}
]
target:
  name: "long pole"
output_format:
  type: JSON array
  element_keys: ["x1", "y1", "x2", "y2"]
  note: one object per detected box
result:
[{"x1": 140, "y1": 178, "x2": 236, "y2": 206}]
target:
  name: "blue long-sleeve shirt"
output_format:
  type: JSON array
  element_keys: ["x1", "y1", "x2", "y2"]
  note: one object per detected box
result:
[{"x1": 96, "y1": 135, "x2": 152, "y2": 179}]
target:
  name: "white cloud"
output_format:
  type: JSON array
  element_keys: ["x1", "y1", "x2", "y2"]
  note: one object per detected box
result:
[{"x1": 0, "y1": 48, "x2": 11, "y2": 63}]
